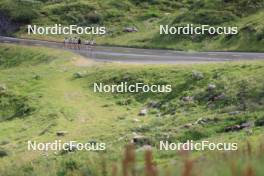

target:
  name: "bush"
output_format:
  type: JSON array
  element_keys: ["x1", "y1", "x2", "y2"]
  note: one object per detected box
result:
[
  {"x1": 0, "y1": 0, "x2": 38, "y2": 23},
  {"x1": 85, "y1": 12, "x2": 102, "y2": 24}
]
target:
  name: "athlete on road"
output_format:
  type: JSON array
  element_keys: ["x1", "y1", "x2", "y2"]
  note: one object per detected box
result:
[{"x1": 78, "y1": 38, "x2": 81, "y2": 50}]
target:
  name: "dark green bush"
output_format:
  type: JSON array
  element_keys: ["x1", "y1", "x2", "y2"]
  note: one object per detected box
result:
[{"x1": 0, "y1": 0, "x2": 38, "y2": 23}]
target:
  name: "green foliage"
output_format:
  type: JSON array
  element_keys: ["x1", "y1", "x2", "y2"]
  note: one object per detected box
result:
[
  {"x1": 0, "y1": 44, "x2": 263, "y2": 176},
  {"x1": 0, "y1": 0, "x2": 39, "y2": 23},
  {"x1": 42, "y1": 1, "x2": 100, "y2": 25},
  {"x1": 179, "y1": 129, "x2": 209, "y2": 142},
  {"x1": 225, "y1": 0, "x2": 264, "y2": 15},
  {"x1": 0, "y1": 45, "x2": 56, "y2": 68},
  {"x1": 85, "y1": 64, "x2": 264, "y2": 114},
  {"x1": 0, "y1": 92, "x2": 33, "y2": 122}
]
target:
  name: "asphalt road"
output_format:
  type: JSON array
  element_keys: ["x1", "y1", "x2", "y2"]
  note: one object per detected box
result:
[{"x1": 1, "y1": 36, "x2": 264, "y2": 64}]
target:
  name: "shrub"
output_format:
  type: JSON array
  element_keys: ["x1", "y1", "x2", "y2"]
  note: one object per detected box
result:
[
  {"x1": 85, "y1": 12, "x2": 102, "y2": 24},
  {"x1": 0, "y1": 0, "x2": 38, "y2": 23}
]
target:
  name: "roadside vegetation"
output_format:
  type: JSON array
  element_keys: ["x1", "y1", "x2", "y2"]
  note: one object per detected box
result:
[
  {"x1": 0, "y1": 44, "x2": 264, "y2": 175},
  {"x1": 0, "y1": 0, "x2": 264, "y2": 51}
]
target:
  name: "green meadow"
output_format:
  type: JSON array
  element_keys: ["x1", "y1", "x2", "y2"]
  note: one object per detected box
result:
[{"x1": 0, "y1": 44, "x2": 264, "y2": 175}]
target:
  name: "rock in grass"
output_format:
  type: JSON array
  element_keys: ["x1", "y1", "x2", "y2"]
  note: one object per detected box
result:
[
  {"x1": 182, "y1": 96, "x2": 193, "y2": 102},
  {"x1": 33, "y1": 75, "x2": 41, "y2": 80},
  {"x1": 214, "y1": 93, "x2": 226, "y2": 101},
  {"x1": 56, "y1": 131, "x2": 68, "y2": 136},
  {"x1": 196, "y1": 118, "x2": 208, "y2": 125},
  {"x1": 123, "y1": 27, "x2": 138, "y2": 33},
  {"x1": 0, "y1": 150, "x2": 8, "y2": 157},
  {"x1": 207, "y1": 84, "x2": 216, "y2": 91},
  {"x1": 224, "y1": 125, "x2": 242, "y2": 132},
  {"x1": 228, "y1": 111, "x2": 240, "y2": 115},
  {"x1": 182, "y1": 123, "x2": 194, "y2": 129},
  {"x1": 132, "y1": 118, "x2": 140, "y2": 123},
  {"x1": 224, "y1": 121, "x2": 253, "y2": 132},
  {"x1": 60, "y1": 144, "x2": 77, "y2": 155},
  {"x1": 195, "y1": 118, "x2": 219, "y2": 125},
  {"x1": 123, "y1": 74, "x2": 131, "y2": 81},
  {"x1": 192, "y1": 71, "x2": 204, "y2": 80},
  {"x1": 73, "y1": 72, "x2": 86, "y2": 79},
  {"x1": 147, "y1": 101, "x2": 160, "y2": 108},
  {"x1": 131, "y1": 135, "x2": 150, "y2": 146},
  {"x1": 240, "y1": 121, "x2": 254, "y2": 129},
  {"x1": 65, "y1": 144, "x2": 77, "y2": 152},
  {"x1": 138, "y1": 108, "x2": 148, "y2": 116}
]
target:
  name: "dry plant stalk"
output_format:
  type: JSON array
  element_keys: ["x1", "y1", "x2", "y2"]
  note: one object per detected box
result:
[
  {"x1": 230, "y1": 161, "x2": 238, "y2": 176},
  {"x1": 112, "y1": 164, "x2": 117, "y2": 176},
  {"x1": 246, "y1": 142, "x2": 252, "y2": 157},
  {"x1": 182, "y1": 159, "x2": 194, "y2": 176},
  {"x1": 122, "y1": 144, "x2": 136, "y2": 176},
  {"x1": 243, "y1": 165, "x2": 255, "y2": 176},
  {"x1": 145, "y1": 149, "x2": 158, "y2": 176},
  {"x1": 259, "y1": 142, "x2": 264, "y2": 157}
]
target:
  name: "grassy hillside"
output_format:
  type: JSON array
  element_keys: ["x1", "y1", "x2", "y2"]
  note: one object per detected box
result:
[
  {"x1": 0, "y1": 44, "x2": 264, "y2": 175},
  {"x1": 0, "y1": 0, "x2": 264, "y2": 51}
]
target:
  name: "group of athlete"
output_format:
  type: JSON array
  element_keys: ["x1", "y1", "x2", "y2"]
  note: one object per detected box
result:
[{"x1": 63, "y1": 37, "x2": 96, "y2": 50}]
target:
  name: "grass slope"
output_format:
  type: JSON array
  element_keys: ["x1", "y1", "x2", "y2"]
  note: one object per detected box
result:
[
  {"x1": 0, "y1": 0, "x2": 264, "y2": 51},
  {"x1": 0, "y1": 44, "x2": 264, "y2": 175}
]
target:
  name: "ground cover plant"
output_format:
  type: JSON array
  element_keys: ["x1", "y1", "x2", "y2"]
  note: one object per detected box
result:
[{"x1": 0, "y1": 44, "x2": 264, "y2": 175}]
